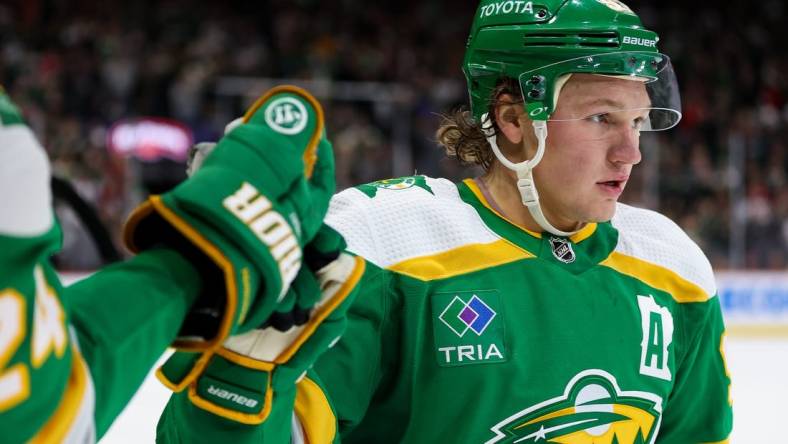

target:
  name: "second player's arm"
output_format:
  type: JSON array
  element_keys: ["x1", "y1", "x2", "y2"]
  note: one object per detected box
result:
[{"x1": 64, "y1": 248, "x2": 202, "y2": 436}]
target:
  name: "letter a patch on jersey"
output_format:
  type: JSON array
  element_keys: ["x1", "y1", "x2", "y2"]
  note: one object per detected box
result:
[
  {"x1": 637, "y1": 295, "x2": 674, "y2": 381},
  {"x1": 432, "y1": 290, "x2": 507, "y2": 367}
]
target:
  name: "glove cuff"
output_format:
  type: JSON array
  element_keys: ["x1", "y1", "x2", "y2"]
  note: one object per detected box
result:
[
  {"x1": 189, "y1": 348, "x2": 276, "y2": 425},
  {"x1": 123, "y1": 196, "x2": 260, "y2": 351}
]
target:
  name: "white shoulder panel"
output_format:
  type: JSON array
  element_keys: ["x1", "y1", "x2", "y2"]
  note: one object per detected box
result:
[
  {"x1": 0, "y1": 125, "x2": 53, "y2": 236},
  {"x1": 325, "y1": 177, "x2": 500, "y2": 267},
  {"x1": 611, "y1": 203, "x2": 717, "y2": 297}
]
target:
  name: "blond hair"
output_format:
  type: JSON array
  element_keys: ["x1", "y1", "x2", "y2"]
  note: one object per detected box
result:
[{"x1": 435, "y1": 78, "x2": 522, "y2": 171}]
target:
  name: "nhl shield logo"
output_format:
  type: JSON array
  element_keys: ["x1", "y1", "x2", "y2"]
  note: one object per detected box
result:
[{"x1": 549, "y1": 237, "x2": 576, "y2": 264}]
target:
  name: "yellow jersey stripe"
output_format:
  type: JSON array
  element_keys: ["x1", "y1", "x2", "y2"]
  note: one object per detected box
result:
[
  {"x1": 387, "y1": 239, "x2": 535, "y2": 281},
  {"x1": 294, "y1": 377, "x2": 337, "y2": 444},
  {"x1": 30, "y1": 348, "x2": 92, "y2": 443},
  {"x1": 569, "y1": 223, "x2": 597, "y2": 243},
  {"x1": 719, "y1": 332, "x2": 733, "y2": 406},
  {"x1": 600, "y1": 252, "x2": 710, "y2": 303}
]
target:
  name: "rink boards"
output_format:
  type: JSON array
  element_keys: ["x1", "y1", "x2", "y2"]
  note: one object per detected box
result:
[{"x1": 717, "y1": 271, "x2": 788, "y2": 337}]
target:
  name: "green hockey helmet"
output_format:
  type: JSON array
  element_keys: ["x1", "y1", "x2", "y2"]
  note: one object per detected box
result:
[{"x1": 463, "y1": 0, "x2": 681, "y2": 129}]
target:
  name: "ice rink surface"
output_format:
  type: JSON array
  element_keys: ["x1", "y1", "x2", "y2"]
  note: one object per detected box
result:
[{"x1": 99, "y1": 335, "x2": 785, "y2": 443}]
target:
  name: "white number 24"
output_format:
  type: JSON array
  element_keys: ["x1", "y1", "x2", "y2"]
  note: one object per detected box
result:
[{"x1": 0, "y1": 266, "x2": 67, "y2": 412}]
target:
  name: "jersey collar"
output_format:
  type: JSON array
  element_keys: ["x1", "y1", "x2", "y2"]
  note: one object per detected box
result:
[{"x1": 459, "y1": 179, "x2": 618, "y2": 274}]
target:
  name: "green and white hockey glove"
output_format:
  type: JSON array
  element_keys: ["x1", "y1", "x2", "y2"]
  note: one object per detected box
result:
[
  {"x1": 124, "y1": 85, "x2": 335, "y2": 360},
  {"x1": 159, "y1": 225, "x2": 365, "y2": 425}
]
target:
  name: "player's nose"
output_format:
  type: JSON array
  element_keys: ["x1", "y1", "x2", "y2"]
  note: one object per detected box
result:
[{"x1": 609, "y1": 128, "x2": 642, "y2": 166}]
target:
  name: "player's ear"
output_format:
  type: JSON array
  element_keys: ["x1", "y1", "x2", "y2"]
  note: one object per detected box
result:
[{"x1": 493, "y1": 94, "x2": 525, "y2": 145}]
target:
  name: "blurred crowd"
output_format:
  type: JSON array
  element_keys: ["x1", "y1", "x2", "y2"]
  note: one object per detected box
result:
[{"x1": 1, "y1": 0, "x2": 785, "y2": 269}]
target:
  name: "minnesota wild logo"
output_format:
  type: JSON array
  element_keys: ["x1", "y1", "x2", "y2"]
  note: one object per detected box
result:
[
  {"x1": 487, "y1": 370, "x2": 662, "y2": 444},
  {"x1": 356, "y1": 176, "x2": 434, "y2": 198}
]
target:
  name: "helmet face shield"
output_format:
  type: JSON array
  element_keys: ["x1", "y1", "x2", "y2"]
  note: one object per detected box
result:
[
  {"x1": 543, "y1": 108, "x2": 674, "y2": 142},
  {"x1": 518, "y1": 51, "x2": 682, "y2": 131}
]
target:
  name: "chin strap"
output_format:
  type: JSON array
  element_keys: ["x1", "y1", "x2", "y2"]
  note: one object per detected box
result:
[{"x1": 481, "y1": 114, "x2": 580, "y2": 237}]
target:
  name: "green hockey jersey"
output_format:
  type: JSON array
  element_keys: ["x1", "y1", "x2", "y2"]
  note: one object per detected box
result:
[
  {"x1": 0, "y1": 116, "x2": 96, "y2": 443},
  {"x1": 159, "y1": 175, "x2": 732, "y2": 444},
  {"x1": 0, "y1": 95, "x2": 200, "y2": 443}
]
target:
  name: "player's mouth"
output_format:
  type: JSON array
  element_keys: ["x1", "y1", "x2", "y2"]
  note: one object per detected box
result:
[{"x1": 596, "y1": 176, "x2": 628, "y2": 197}]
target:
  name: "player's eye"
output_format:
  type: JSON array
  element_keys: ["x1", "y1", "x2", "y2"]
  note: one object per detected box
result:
[{"x1": 587, "y1": 113, "x2": 611, "y2": 125}]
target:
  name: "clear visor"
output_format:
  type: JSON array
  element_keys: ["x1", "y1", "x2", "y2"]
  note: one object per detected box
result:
[{"x1": 519, "y1": 52, "x2": 682, "y2": 141}]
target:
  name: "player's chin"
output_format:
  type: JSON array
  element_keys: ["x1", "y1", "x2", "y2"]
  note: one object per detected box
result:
[{"x1": 585, "y1": 201, "x2": 618, "y2": 223}]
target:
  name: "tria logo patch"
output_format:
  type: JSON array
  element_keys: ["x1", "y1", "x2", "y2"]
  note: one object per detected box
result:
[
  {"x1": 549, "y1": 237, "x2": 576, "y2": 264},
  {"x1": 488, "y1": 370, "x2": 663, "y2": 443},
  {"x1": 432, "y1": 291, "x2": 506, "y2": 366}
]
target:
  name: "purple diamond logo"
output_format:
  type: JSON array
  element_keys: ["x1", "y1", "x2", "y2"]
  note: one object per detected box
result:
[
  {"x1": 459, "y1": 306, "x2": 479, "y2": 324},
  {"x1": 439, "y1": 294, "x2": 497, "y2": 338}
]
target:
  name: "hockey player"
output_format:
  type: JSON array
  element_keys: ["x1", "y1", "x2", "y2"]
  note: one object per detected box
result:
[
  {"x1": 0, "y1": 85, "x2": 363, "y2": 442},
  {"x1": 156, "y1": 1, "x2": 732, "y2": 443}
]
